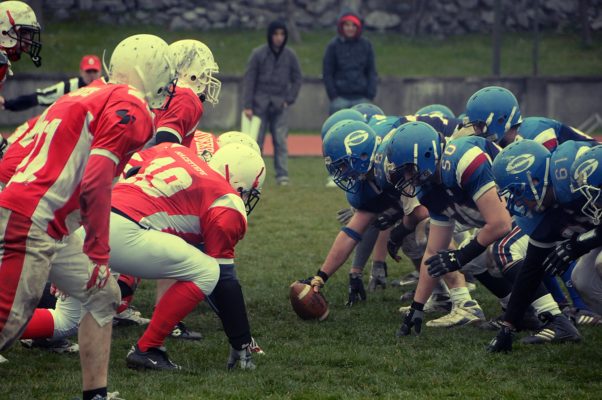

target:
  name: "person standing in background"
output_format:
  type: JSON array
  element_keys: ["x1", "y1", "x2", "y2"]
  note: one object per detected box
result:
[
  {"x1": 0, "y1": 54, "x2": 101, "y2": 111},
  {"x1": 243, "y1": 20, "x2": 302, "y2": 186},
  {"x1": 323, "y1": 10, "x2": 378, "y2": 115}
]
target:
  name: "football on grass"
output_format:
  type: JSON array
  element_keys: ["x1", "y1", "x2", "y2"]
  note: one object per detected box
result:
[{"x1": 289, "y1": 281, "x2": 329, "y2": 321}]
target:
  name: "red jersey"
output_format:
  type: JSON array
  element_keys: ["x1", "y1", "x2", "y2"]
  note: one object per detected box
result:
[
  {"x1": 0, "y1": 115, "x2": 39, "y2": 185},
  {"x1": 152, "y1": 87, "x2": 203, "y2": 147},
  {"x1": 112, "y1": 144, "x2": 246, "y2": 262},
  {"x1": 0, "y1": 83, "x2": 154, "y2": 247},
  {"x1": 188, "y1": 130, "x2": 219, "y2": 161}
]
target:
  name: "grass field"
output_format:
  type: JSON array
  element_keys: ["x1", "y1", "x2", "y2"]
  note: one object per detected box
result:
[
  {"x1": 10, "y1": 21, "x2": 602, "y2": 77},
  {"x1": 1, "y1": 157, "x2": 602, "y2": 399}
]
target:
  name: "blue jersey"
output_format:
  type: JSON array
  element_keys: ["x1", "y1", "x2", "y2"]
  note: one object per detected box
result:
[
  {"x1": 418, "y1": 136, "x2": 501, "y2": 228},
  {"x1": 515, "y1": 140, "x2": 596, "y2": 244},
  {"x1": 518, "y1": 116, "x2": 595, "y2": 151},
  {"x1": 393, "y1": 115, "x2": 461, "y2": 138}
]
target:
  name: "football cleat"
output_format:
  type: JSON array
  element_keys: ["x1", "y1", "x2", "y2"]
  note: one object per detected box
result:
[
  {"x1": 227, "y1": 345, "x2": 256, "y2": 370},
  {"x1": 399, "y1": 289, "x2": 415, "y2": 303},
  {"x1": 113, "y1": 306, "x2": 150, "y2": 327},
  {"x1": 391, "y1": 271, "x2": 419, "y2": 287},
  {"x1": 486, "y1": 324, "x2": 515, "y2": 353},
  {"x1": 126, "y1": 344, "x2": 181, "y2": 371},
  {"x1": 563, "y1": 307, "x2": 602, "y2": 326},
  {"x1": 426, "y1": 300, "x2": 485, "y2": 328},
  {"x1": 480, "y1": 309, "x2": 543, "y2": 332},
  {"x1": 71, "y1": 391, "x2": 124, "y2": 400},
  {"x1": 170, "y1": 321, "x2": 202, "y2": 340},
  {"x1": 521, "y1": 313, "x2": 582, "y2": 345},
  {"x1": 399, "y1": 293, "x2": 452, "y2": 314},
  {"x1": 21, "y1": 338, "x2": 79, "y2": 354}
]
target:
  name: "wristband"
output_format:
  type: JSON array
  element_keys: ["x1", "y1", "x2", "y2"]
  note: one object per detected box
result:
[
  {"x1": 457, "y1": 237, "x2": 488, "y2": 265},
  {"x1": 316, "y1": 270, "x2": 329, "y2": 283}
]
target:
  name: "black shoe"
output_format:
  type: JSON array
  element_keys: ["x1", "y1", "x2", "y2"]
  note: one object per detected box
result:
[
  {"x1": 169, "y1": 321, "x2": 202, "y2": 340},
  {"x1": 126, "y1": 344, "x2": 181, "y2": 371},
  {"x1": 521, "y1": 312, "x2": 582, "y2": 345},
  {"x1": 487, "y1": 325, "x2": 515, "y2": 353}
]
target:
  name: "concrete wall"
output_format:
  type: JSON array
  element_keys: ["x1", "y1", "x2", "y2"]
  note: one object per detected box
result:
[{"x1": 2, "y1": 74, "x2": 601, "y2": 132}]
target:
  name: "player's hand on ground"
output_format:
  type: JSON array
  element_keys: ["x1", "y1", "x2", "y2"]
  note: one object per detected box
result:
[
  {"x1": 397, "y1": 307, "x2": 423, "y2": 336},
  {"x1": 425, "y1": 249, "x2": 463, "y2": 278},
  {"x1": 227, "y1": 345, "x2": 256, "y2": 370},
  {"x1": 84, "y1": 262, "x2": 111, "y2": 294},
  {"x1": 299, "y1": 275, "x2": 325, "y2": 293},
  {"x1": 336, "y1": 207, "x2": 354, "y2": 225},
  {"x1": 345, "y1": 272, "x2": 366, "y2": 306}
]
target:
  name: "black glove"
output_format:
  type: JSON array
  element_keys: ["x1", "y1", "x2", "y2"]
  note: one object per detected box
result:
[
  {"x1": 373, "y1": 208, "x2": 404, "y2": 230},
  {"x1": 345, "y1": 272, "x2": 366, "y2": 306},
  {"x1": 543, "y1": 230, "x2": 600, "y2": 276},
  {"x1": 387, "y1": 222, "x2": 414, "y2": 262},
  {"x1": 426, "y1": 238, "x2": 487, "y2": 278},
  {"x1": 0, "y1": 136, "x2": 7, "y2": 159},
  {"x1": 336, "y1": 208, "x2": 354, "y2": 225},
  {"x1": 486, "y1": 324, "x2": 515, "y2": 353},
  {"x1": 397, "y1": 303, "x2": 424, "y2": 336}
]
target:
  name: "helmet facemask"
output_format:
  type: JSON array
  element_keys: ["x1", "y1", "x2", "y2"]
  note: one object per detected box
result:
[
  {"x1": 573, "y1": 174, "x2": 602, "y2": 226},
  {"x1": 387, "y1": 163, "x2": 429, "y2": 198},
  {"x1": 6, "y1": 24, "x2": 41, "y2": 66},
  {"x1": 327, "y1": 158, "x2": 361, "y2": 193},
  {"x1": 500, "y1": 159, "x2": 550, "y2": 217}
]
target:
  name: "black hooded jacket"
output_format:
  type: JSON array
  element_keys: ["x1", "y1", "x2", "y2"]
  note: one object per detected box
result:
[
  {"x1": 322, "y1": 10, "x2": 378, "y2": 100},
  {"x1": 242, "y1": 20, "x2": 303, "y2": 115}
]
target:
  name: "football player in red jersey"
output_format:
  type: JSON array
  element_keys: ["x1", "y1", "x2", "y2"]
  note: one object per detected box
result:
[
  {"x1": 0, "y1": 34, "x2": 176, "y2": 400},
  {"x1": 106, "y1": 143, "x2": 265, "y2": 371}
]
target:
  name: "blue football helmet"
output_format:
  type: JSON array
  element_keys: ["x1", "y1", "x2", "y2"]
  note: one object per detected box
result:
[
  {"x1": 321, "y1": 109, "x2": 365, "y2": 139},
  {"x1": 492, "y1": 139, "x2": 551, "y2": 216},
  {"x1": 383, "y1": 121, "x2": 443, "y2": 197},
  {"x1": 368, "y1": 115, "x2": 399, "y2": 139},
  {"x1": 571, "y1": 145, "x2": 602, "y2": 225},
  {"x1": 465, "y1": 86, "x2": 522, "y2": 143},
  {"x1": 415, "y1": 104, "x2": 456, "y2": 119},
  {"x1": 322, "y1": 120, "x2": 379, "y2": 193},
  {"x1": 351, "y1": 103, "x2": 384, "y2": 122}
]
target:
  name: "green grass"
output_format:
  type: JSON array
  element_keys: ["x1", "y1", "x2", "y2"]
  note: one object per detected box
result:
[
  {"x1": 11, "y1": 20, "x2": 602, "y2": 77},
  {"x1": 1, "y1": 157, "x2": 602, "y2": 399}
]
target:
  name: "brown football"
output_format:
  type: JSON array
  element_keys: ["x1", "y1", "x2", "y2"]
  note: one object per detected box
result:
[{"x1": 289, "y1": 281, "x2": 329, "y2": 321}]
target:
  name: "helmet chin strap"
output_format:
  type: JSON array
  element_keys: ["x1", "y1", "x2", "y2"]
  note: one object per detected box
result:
[{"x1": 528, "y1": 157, "x2": 550, "y2": 211}]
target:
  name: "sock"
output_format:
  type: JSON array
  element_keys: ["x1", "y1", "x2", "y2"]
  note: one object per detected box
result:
[
  {"x1": 20, "y1": 308, "x2": 54, "y2": 339},
  {"x1": 542, "y1": 274, "x2": 568, "y2": 306},
  {"x1": 474, "y1": 270, "x2": 512, "y2": 298},
  {"x1": 432, "y1": 279, "x2": 450, "y2": 296},
  {"x1": 83, "y1": 387, "x2": 107, "y2": 400},
  {"x1": 138, "y1": 281, "x2": 204, "y2": 352},
  {"x1": 561, "y1": 263, "x2": 589, "y2": 310},
  {"x1": 449, "y1": 287, "x2": 471, "y2": 306},
  {"x1": 531, "y1": 294, "x2": 562, "y2": 316}
]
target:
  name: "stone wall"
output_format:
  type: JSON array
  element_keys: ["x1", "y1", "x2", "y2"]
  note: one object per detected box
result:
[
  {"x1": 42, "y1": 0, "x2": 602, "y2": 35},
  {"x1": 2, "y1": 74, "x2": 601, "y2": 132}
]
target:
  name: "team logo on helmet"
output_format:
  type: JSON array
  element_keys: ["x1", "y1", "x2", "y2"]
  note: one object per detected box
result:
[
  {"x1": 506, "y1": 154, "x2": 535, "y2": 174},
  {"x1": 573, "y1": 158, "x2": 599, "y2": 183},
  {"x1": 344, "y1": 130, "x2": 370, "y2": 155}
]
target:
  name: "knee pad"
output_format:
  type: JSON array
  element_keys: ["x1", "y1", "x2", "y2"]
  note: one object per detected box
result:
[
  {"x1": 82, "y1": 276, "x2": 120, "y2": 327},
  {"x1": 209, "y1": 278, "x2": 251, "y2": 350}
]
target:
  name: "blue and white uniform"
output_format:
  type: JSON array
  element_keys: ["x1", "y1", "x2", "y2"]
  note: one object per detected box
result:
[{"x1": 518, "y1": 116, "x2": 595, "y2": 151}]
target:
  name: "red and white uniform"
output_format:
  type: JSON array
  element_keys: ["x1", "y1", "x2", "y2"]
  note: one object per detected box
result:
[
  {"x1": 152, "y1": 86, "x2": 203, "y2": 147},
  {"x1": 112, "y1": 143, "x2": 246, "y2": 261},
  {"x1": 188, "y1": 129, "x2": 219, "y2": 161},
  {"x1": 0, "y1": 115, "x2": 38, "y2": 185}
]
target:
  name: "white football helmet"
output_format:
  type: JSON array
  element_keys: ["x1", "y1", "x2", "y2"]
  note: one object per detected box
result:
[
  {"x1": 217, "y1": 131, "x2": 261, "y2": 154},
  {"x1": 0, "y1": 1, "x2": 41, "y2": 66},
  {"x1": 209, "y1": 143, "x2": 266, "y2": 215},
  {"x1": 168, "y1": 39, "x2": 221, "y2": 104},
  {"x1": 107, "y1": 34, "x2": 177, "y2": 109}
]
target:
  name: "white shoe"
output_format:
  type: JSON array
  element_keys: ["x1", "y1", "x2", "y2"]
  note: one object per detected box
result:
[
  {"x1": 113, "y1": 306, "x2": 150, "y2": 327},
  {"x1": 426, "y1": 300, "x2": 485, "y2": 328}
]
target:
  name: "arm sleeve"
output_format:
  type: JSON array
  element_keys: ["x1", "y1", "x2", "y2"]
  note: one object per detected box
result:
[
  {"x1": 80, "y1": 155, "x2": 116, "y2": 264},
  {"x1": 3, "y1": 93, "x2": 39, "y2": 111},
  {"x1": 365, "y1": 41, "x2": 378, "y2": 100},
  {"x1": 242, "y1": 50, "x2": 259, "y2": 110},
  {"x1": 35, "y1": 80, "x2": 69, "y2": 106},
  {"x1": 202, "y1": 207, "x2": 247, "y2": 261},
  {"x1": 286, "y1": 51, "x2": 303, "y2": 105},
  {"x1": 322, "y1": 42, "x2": 337, "y2": 100}
]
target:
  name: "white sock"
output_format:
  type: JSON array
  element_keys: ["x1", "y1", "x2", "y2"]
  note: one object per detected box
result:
[
  {"x1": 531, "y1": 294, "x2": 562, "y2": 316},
  {"x1": 449, "y1": 286, "x2": 471, "y2": 306}
]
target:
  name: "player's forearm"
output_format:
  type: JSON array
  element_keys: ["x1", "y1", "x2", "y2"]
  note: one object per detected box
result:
[
  {"x1": 320, "y1": 231, "x2": 359, "y2": 277},
  {"x1": 477, "y1": 218, "x2": 512, "y2": 247},
  {"x1": 80, "y1": 155, "x2": 116, "y2": 264}
]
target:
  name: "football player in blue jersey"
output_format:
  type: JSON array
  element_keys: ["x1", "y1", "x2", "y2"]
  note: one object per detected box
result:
[
  {"x1": 416, "y1": 104, "x2": 456, "y2": 119},
  {"x1": 487, "y1": 139, "x2": 595, "y2": 352},
  {"x1": 351, "y1": 102, "x2": 384, "y2": 122},
  {"x1": 384, "y1": 121, "x2": 514, "y2": 334},
  {"x1": 517, "y1": 116, "x2": 595, "y2": 151},
  {"x1": 569, "y1": 146, "x2": 602, "y2": 316}
]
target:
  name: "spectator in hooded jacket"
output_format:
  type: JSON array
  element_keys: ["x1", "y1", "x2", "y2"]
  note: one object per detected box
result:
[
  {"x1": 243, "y1": 20, "x2": 302, "y2": 186},
  {"x1": 323, "y1": 10, "x2": 378, "y2": 115}
]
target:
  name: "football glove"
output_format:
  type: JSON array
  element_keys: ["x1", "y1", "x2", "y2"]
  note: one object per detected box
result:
[
  {"x1": 373, "y1": 208, "x2": 404, "y2": 230},
  {"x1": 227, "y1": 345, "x2": 256, "y2": 370},
  {"x1": 367, "y1": 262, "x2": 387, "y2": 291},
  {"x1": 300, "y1": 272, "x2": 327, "y2": 293},
  {"x1": 50, "y1": 283, "x2": 69, "y2": 301},
  {"x1": 345, "y1": 272, "x2": 366, "y2": 306},
  {"x1": 486, "y1": 324, "x2": 515, "y2": 353},
  {"x1": 397, "y1": 305, "x2": 424, "y2": 336},
  {"x1": 84, "y1": 263, "x2": 111, "y2": 294},
  {"x1": 387, "y1": 222, "x2": 413, "y2": 262},
  {"x1": 543, "y1": 231, "x2": 599, "y2": 276},
  {"x1": 426, "y1": 238, "x2": 487, "y2": 278},
  {"x1": 336, "y1": 207, "x2": 354, "y2": 225}
]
